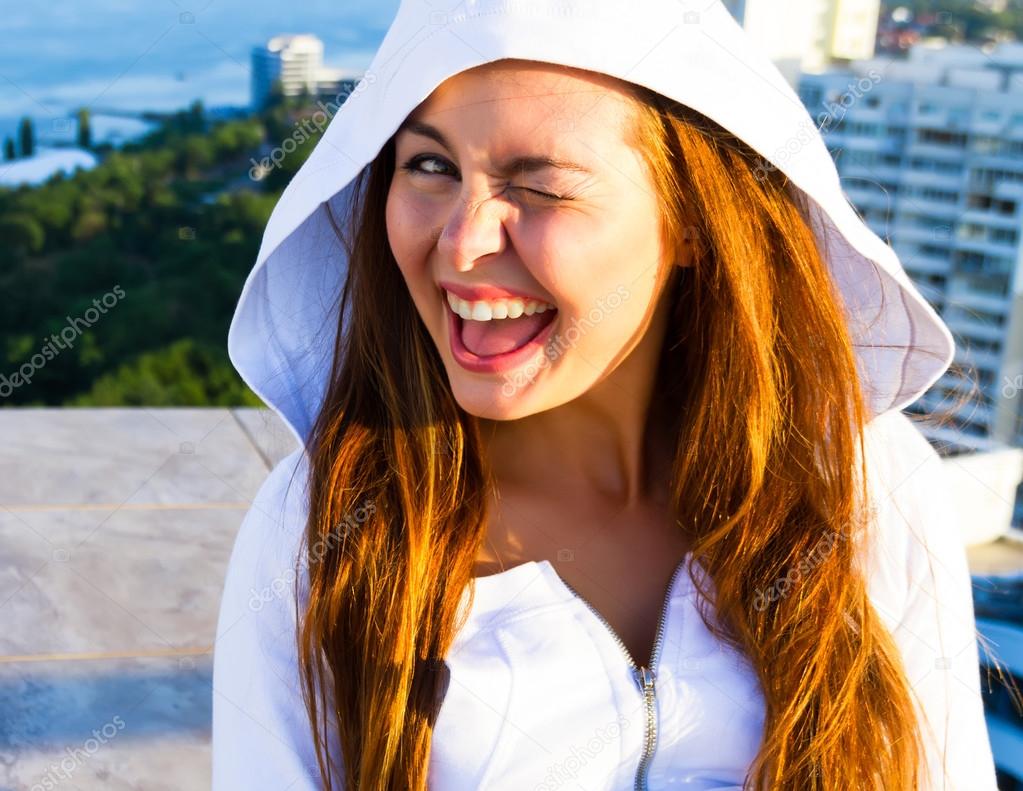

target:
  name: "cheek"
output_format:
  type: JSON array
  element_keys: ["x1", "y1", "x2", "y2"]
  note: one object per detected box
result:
[
  {"x1": 535, "y1": 220, "x2": 660, "y2": 342},
  {"x1": 525, "y1": 220, "x2": 629, "y2": 303},
  {"x1": 385, "y1": 189, "x2": 433, "y2": 275}
]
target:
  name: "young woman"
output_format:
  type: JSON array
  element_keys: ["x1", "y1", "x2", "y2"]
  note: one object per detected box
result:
[{"x1": 212, "y1": 2, "x2": 1000, "y2": 789}]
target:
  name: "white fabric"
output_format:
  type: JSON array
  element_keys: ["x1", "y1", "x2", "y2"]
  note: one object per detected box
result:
[
  {"x1": 214, "y1": 0, "x2": 997, "y2": 787},
  {"x1": 212, "y1": 412, "x2": 997, "y2": 789}
]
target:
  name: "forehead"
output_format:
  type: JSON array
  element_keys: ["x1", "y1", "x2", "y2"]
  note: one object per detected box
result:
[{"x1": 399, "y1": 60, "x2": 638, "y2": 146}]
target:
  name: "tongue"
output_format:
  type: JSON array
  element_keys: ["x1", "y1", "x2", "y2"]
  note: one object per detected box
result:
[{"x1": 461, "y1": 312, "x2": 554, "y2": 357}]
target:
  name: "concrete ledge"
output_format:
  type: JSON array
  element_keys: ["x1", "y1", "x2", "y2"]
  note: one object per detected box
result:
[{"x1": 0, "y1": 407, "x2": 297, "y2": 791}]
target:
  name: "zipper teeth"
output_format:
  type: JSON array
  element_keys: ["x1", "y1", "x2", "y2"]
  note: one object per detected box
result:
[
  {"x1": 553, "y1": 558, "x2": 689, "y2": 791},
  {"x1": 632, "y1": 669, "x2": 656, "y2": 791}
]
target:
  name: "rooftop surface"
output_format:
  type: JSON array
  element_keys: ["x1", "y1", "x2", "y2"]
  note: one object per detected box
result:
[{"x1": 0, "y1": 407, "x2": 297, "y2": 791}]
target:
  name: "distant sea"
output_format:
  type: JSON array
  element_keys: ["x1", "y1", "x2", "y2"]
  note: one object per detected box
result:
[{"x1": 0, "y1": 0, "x2": 398, "y2": 147}]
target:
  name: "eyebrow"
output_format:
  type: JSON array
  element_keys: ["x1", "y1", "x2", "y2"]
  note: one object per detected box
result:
[{"x1": 395, "y1": 119, "x2": 594, "y2": 177}]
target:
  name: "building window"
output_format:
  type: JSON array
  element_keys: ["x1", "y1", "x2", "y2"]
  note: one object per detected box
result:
[
  {"x1": 918, "y1": 243, "x2": 952, "y2": 257},
  {"x1": 991, "y1": 227, "x2": 1019, "y2": 245},
  {"x1": 918, "y1": 187, "x2": 959, "y2": 203},
  {"x1": 918, "y1": 128, "x2": 968, "y2": 147},
  {"x1": 967, "y1": 337, "x2": 1002, "y2": 354}
]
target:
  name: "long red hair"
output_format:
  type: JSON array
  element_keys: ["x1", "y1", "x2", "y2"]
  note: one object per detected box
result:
[{"x1": 296, "y1": 77, "x2": 966, "y2": 789}]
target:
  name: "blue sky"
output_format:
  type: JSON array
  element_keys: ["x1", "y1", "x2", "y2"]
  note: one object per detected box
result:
[{"x1": 0, "y1": 0, "x2": 399, "y2": 121}]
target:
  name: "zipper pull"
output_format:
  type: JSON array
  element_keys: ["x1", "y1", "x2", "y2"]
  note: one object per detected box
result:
[{"x1": 633, "y1": 665, "x2": 656, "y2": 696}]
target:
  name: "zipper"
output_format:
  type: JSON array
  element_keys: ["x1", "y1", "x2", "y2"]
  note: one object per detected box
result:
[{"x1": 552, "y1": 558, "x2": 688, "y2": 791}]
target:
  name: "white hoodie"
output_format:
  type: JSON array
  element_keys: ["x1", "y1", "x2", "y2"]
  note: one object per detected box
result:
[{"x1": 212, "y1": 1, "x2": 1000, "y2": 788}]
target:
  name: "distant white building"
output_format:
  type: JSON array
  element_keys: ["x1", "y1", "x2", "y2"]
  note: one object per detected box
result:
[
  {"x1": 799, "y1": 41, "x2": 1023, "y2": 453},
  {"x1": 251, "y1": 34, "x2": 325, "y2": 110},
  {"x1": 723, "y1": 0, "x2": 881, "y2": 86},
  {"x1": 250, "y1": 34, "x2": 365, "y2": 111}
]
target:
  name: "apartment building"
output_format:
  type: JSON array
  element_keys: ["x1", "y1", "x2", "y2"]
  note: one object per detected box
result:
[{"x1": 799, "y1": 42, "x2": 1023, "y2": 453}]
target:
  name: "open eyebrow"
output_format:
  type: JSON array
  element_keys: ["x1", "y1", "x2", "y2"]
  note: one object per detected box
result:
[{"x1": 395, "y1": 119, "x2": 594, "y2": 177}]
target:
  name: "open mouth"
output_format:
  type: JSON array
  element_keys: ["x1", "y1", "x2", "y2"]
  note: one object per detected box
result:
[
  {"x1": 445, "y1": 298, "x2": 559, "y2": 374},
  {"x1": 455, "y1": 304, "x2": 558, "y2": 357}
]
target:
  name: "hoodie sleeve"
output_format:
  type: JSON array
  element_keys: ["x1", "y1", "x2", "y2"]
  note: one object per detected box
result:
[
  {"x1": 861, "y1": 410, "x2": 999, "y2": 791},
  {"x1": 212, "y1": 447, "x2": 335, "y2": 790}
]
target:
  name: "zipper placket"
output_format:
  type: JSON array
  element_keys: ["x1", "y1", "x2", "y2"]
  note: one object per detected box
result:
[{"x1": 554, "y1": 558, "x2": 687, "y2": 791}]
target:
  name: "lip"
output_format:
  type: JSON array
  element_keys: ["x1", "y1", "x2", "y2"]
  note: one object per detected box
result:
[
  {"x1": 446, "y1": 299, "x2": 559, "y2": 375},
  {"x1": 439, "y1": 279, "x2": 553, "y2": 305}
]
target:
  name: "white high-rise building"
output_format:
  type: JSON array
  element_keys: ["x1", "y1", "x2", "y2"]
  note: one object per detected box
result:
[
  {"x1": 799, "y1": 42, "x2": 1023, "y2": 454},
  {"x1": 251, "y1": 34, "x2": 325, "y2": 110},
  {"x1": 723, "y1": 0, "x2": 881, "y2": 86}
]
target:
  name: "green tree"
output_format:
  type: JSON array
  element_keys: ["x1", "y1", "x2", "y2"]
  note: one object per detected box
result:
[
  {"x1": 210, "y1": 119, "x2": 264, "y2": 158},
  {"x1": 76, "y1": 108, "x2": 92, "y2": 149},
  {"x1": 264, "y1": 78, "x2": 286, "y2": 113},
  {"x1": 3, "y1": 136, "x2": 14, "y2": 161},
  {"x1": 175, "y1": 136, "x2": 215, "y2": 177},
  {"x1": 71, "y1": 209, "x2": 108, "y2": 241},
  {"x1": 18, "y1": 116, "x2": 34, "y2": 158},
  {"x1": 0, "y1": 109, "x2": 291, "y2": 406},
  {"x1": 68, "y1": 338, "x2": 264, "y2": 406},
  {"x1": 0, "y1": 213, "x2": 45, "y2": 255},
  {"x1": 187, "y1": 99, "x2": 205, "y2": 134}
]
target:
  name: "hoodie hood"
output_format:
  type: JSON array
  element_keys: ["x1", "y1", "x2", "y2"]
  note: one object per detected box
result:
[{"x1": 227, "y1": 0, "x2": 955, "y2": 449}]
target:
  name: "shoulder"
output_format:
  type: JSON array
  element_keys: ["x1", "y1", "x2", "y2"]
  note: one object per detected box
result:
[
  {"x1": 222, "y1": 447, "x2": 311, "y2": 610},
  {"x1": 855, "y1": 408, "x2": 959, "y2": 628},
  {"x1": 211, "y1": 447, "x2": 324, "y2": 789},
  {"x1": 857, "y1": 409, "x2": 998, "y2": 789},
  {"x1": 214, "y1": 446, "x2": 311, "y2": 664}
]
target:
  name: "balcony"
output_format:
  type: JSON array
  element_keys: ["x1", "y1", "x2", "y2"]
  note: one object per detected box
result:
[
  {"x1": 961, "y1": 209, "x2": 1021, "y2": 230},
  {"x1": 947, "y1": 283, "x2": 1010, "y2": 314},
  {"x1": 946, "y1": 315, "x2": 1010, "y2": 344},
  {"x1": 955, "y1": 342, "x2": 1005, "y2": 373},
  {"x1": 841, "y1": 183, "x2": 896, "y2": 212},
  {"x1": 901, "y1": 168, "x2": 966, "y2": 191},
  {"x1": 889, "y1": 222, "x2": 955, "y2": 247},
  {"x1": 900, "y1": 252, "x2": 951, "y2": 277}
]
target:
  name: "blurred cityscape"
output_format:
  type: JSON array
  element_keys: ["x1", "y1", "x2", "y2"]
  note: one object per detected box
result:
[{"x1": 4, "y1": 0, "x2": 1023, "y2": 788}]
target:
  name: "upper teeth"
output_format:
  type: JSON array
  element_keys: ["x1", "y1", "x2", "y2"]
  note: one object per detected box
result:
[{"x1": 446, "y1": 290, "x2": 556, "y2": 321}]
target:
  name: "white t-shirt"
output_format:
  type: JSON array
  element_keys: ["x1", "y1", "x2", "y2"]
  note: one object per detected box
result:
[{"x1": 210, "y1": 408, "x2": 999, "y2": 790}]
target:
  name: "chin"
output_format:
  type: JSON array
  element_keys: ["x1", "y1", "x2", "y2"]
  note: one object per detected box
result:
[{"x1": 448, "y1": 378, "x2": 543, "y2": 421}]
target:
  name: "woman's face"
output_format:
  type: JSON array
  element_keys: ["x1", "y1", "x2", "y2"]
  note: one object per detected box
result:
[{"x1": 385, "y1": 59, "x2": 678, "y2": 421}]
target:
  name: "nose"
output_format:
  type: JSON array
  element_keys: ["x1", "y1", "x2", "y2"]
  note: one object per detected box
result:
[{"x1": 436, "y1": 188, "x2": 510, "y2": 272}]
